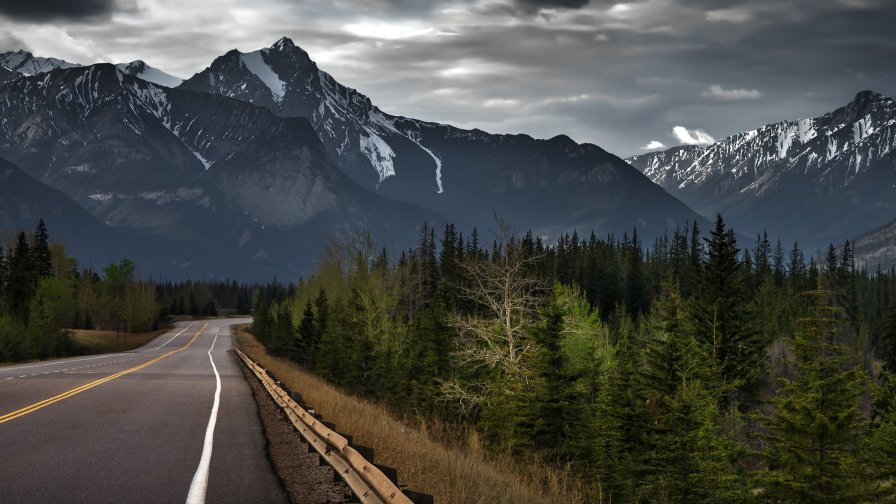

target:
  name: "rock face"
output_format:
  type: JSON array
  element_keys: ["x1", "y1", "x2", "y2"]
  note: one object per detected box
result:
[
  {"x1": 0, "y1": 64, "x2": 438, "y2": 279},
  {"x1": 628, "y1": 91, "x2": 896, "y2": 249},
  {"x1": 0, "y1": 156, "x2": 209, "y2": 275},
  {"x1": 855, "y1": 218, "x2": 896, "y2": 271},
  {"x1": 180, "y1": 37, "x2": 707, "y2": 239},
  {"x1": 0, "y1": 50, "x2": 78, "y2": 76},
  {"x1": 0, "y1": 38, "x2": 714, "y2": 278},
  {"x1": 115, "y1": 60, "x2": 184, "y2": 88}
]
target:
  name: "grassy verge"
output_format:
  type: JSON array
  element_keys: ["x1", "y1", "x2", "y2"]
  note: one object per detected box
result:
[
  {"x1": 69, "y1": 326, "x2": 171, "y2": 354},
  {"x1": 233, "y1": 325, "x2": 591, "y2": 504}
]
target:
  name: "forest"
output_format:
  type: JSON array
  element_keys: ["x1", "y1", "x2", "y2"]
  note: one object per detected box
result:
[
  {"x1": 0, "y1": 220, "x2": 253, "y2": 362},
  {"x1": 253, "y1": 216, "x2": 896, "y2": 503}
]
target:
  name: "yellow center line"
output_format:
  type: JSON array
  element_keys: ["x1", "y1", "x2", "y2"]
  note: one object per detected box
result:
[{"x1": 0, "y1": 322, "x2": 209, "y2": 425}]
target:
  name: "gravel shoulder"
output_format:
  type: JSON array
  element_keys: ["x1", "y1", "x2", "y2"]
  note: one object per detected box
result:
[{"x1": 237, "y1": 353, "x2": 354, "y2": 504}]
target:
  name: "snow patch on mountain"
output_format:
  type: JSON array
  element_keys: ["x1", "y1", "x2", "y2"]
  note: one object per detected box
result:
[
  {"x1": 0, "y1": 50, "x2": 78, "y2": 75},
  {"x1": 360, "y1": 128, "x2": 396, "y2": 182},
  {"x1": 116, "y1": 61, "x2": 183, "y2": 88},
  {"x1": 854, "y1": 115, "x2": 873, "y2": 144},
  {"x1": 240, "y1": 50, "x2": 285, "y2": 102}
]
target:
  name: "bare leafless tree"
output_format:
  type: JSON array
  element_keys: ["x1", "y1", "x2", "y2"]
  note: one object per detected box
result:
[{"x1": 441, "y1": 223, "x2": 547, "y2": 413}]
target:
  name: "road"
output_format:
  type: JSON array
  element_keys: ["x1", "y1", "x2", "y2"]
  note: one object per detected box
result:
[{"x1": 0, "y1": 319, "x2": 288, "y2": 504}]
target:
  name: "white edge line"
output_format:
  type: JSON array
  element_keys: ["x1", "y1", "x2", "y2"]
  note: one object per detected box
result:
[
  {"x1": 151, "y1": 322, "x2": 195, "y2": 351},
  {"x1": 185, "y1": 325, "x2": 222, "y2": 504},
  {"x1": 0, "y1": 322, "x2": 195, "y2": 373},
  {"x1": 0, "y1": 353, "x2": 126, "y2": 372}
]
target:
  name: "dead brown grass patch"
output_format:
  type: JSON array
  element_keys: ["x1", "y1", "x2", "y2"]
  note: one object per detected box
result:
[
  {"x1": 69, "y1": 326, "x2": 170, "y2": 354},
  {"x1": 233, "y1": 325, "x2": 594, "y2": 504}
]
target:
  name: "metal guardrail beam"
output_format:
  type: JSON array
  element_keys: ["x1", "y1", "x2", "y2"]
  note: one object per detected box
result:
[{"x1": 236, "y1": 349, "x2": 414, "y2": 504}]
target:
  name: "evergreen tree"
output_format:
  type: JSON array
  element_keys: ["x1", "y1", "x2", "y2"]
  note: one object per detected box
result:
[
  {"x1": 879, "y1": 300, "x2": 896, "y2": 373},
  {"x1": 638, "y1": 283, "x2": 746, "y2": 503},
  {"x1": 294, "y1": 300, "x2": 315, "y2": 365},
  {"x1": 693, "y1": 214, "x2": 764, "y2": 406},
  {"x1": 760, "y1": 290, "x2": 876, "y2": 503},
  {"x1": 31, "y1": 219, "x2": 52, "y2": 279},
  {"x1": 8, "y1": 232, "x2": 34, "y2": 319},
  {"x1": 252, "y1": 295, "x2": 272, "y2": 345},
  {"x1": 594, "y1": 308, "x2": 643, "y2": 501}
]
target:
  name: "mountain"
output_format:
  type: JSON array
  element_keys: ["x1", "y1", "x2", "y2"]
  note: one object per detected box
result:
[
  {"x1": 0, "y1": 66, "x2": 16, "y2": 84},
  {"x1": 0, "y1": 156, "x2": 225, "y2": 275},
  {"x1": 627, "y1": 91, "x2": 896, "y2": 249},
  {"x1": 0, "y1": 50, "x2": 78, "y2": 75},
  {"x1": 0, "y1": 50, "x2": 180, "y2": 87},
  {"x1": 115, "y1": 60, "x2": 183, "y2": 87},
  {"x1": 179, "y1": 37, "x2": 706, "y2": 239},
  {"x1": 0, "y1": 63, "x2": 438, "y2": 279},
  {"x1": 855, "y1": 218, "x2": 896, "y2": 270}
]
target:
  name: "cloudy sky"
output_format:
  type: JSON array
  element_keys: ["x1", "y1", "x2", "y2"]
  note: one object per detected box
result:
[{"x1": 1, "y1": 0, "x2": 893, "y2": 157}]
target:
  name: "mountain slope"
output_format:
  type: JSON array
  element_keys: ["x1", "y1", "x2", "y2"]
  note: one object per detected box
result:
[
  {"x1": 0, "y1": 50, "x2": 78, "y2": 75},
  {"x1": 628, "y1": 91, "x2": 896, "y2": 247},
  {"x1": 0, "y1": 156, "x2": 219, "y2": 275},
  {"x1": 0, "y1": 66, "x2": 17, "y2": 84},
  {"x1": 115, "y1": 60, "x2": 183, "y2": 87},
  {"x1": 0, "y1": 64, "x2": 439, "y2": 278},
  {"x1": 855, "y1": 218, "x2": 896, "y2": 270},
  {"x1": 179, "y1": 37, "x2": 707, "y2": 239}
]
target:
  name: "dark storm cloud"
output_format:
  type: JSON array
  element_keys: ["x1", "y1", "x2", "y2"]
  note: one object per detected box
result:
[
  {"x1": 0, "y1": 0, "x2": 119, "y2": 21},
  {"x1": 513, "y1": 0, "x2": 591, "y2": 13}
]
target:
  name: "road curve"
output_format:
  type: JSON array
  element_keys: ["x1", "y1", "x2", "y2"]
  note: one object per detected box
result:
[{"x1": 0, "y1": 319, "x2": 288, "y2": 504}]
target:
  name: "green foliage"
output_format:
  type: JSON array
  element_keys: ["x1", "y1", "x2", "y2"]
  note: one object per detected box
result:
[
  {"x1": 0, "y1": 221, "x2": 163, "y2": 362},
  {"x1": 693, "y1": 214, "x2": 766, "y2": 407},
  {"x1": 248, "y1": 219, "x2": 896, "y2": 503},
  {"x1": 759, "y1": 290, "x2": 878, "y2": 503}
]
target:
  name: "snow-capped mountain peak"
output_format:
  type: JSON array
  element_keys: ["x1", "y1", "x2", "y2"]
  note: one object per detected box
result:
[
  {"x1": 115, "y1": 60, "x2": 183, "y2": 88},
  {"x1": 627, "y1": 90, "x2": 896, "y2": 248},
  {"x1": 0, "y1": 50, "x2": 79, "y2": 76}
]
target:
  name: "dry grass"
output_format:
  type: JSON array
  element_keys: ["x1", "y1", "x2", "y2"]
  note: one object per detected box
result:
[
  {"x1": 69, "y1": 327, "x2": 170, "y2": 354},
  {"x1": 233, "y1": 326, "x2": 595, "y2": 504}
]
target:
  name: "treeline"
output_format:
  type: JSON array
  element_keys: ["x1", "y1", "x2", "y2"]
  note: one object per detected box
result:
[
  {"x1": 0, "y1": 220, "x2": 253, "y2": 362},
  {"x1": 253, "y1": 218, "x2": 896, "y2": 503}
]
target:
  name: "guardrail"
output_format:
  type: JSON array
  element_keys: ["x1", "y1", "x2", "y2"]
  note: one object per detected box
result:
[{"x1": 236, "y1": 348, "x2": 420, "y2": 504}]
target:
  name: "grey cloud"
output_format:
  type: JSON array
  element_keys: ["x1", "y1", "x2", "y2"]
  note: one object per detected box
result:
[
  {"x1": 513, "y1": 0, "x2": 591, "y2": 13},
  {"x1": 0, "y1": 0, "x2": 119, "y2": 21},
  {"x1": 1, "y1": 0, "x2": 894, "y2": 157},
  {"x1": 0, "y1": 32, "x2": 29, "y2": 52}
]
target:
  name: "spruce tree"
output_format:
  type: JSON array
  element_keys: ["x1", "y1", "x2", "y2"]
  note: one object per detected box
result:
[
  {"x1": 879, "y1": 300, "x2": 896, "y2": 373},
  {"x1": 31, "y1": 219, "x2": 52, "y2": 279},
  {"x1": 8, "y1": 232, "x2": 34, "y2": 319},
  {"x1": 693, "y1": 214, "x2": 764, "y2": 407},
  {"x1": 638, "y1": 283, "x2": 746, "y2": 503},
  {"x1": 594, "y1": 308, "x2": 643, "y2": 502},
  {"x1": 294, "y1": 300, "x2": 315, "y2": 365},
  {"x1": 760, "y1": 290, "x2": 876, "y2": 503}
]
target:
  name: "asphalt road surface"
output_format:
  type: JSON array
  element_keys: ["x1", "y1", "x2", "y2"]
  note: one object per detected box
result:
[{"x1": 0, "y1": 319, "x2": 289, "y2": 504}]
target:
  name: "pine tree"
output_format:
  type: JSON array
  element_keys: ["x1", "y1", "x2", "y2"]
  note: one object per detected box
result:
[
  {"x1": 31, "y1": 219, "x2": 52, "y2": 279},
  {"x1": 8, "y1": 232, "x2": 34, "y2": 319},
  {"x1": 594, "y1": 308, "x2": 643, "y2": 502},
  {"x1": 866, "y1": 372, "x2": 896, "y2": 500},
  {"x1": 252, "y1": 295, "x2": 272, "y2": 345},
  {"x1": 693, "y1": 214, "x2": 764, "y2": 406},
  {"x1": 773, "y1": 239, "x2": 786, "y2": 287},
  {"x1": 294, "y1": 300, "x2": 315, "y2": 365},
  {"x1": 760, "y1": 290, "x2": 876, "y2": 503},
  {"x1": 638, "y1": 283, "x2": 746, "y2": 503},
  {"x1": 0, "y1": 247, "x2": 8, "y2": 308},
  {"x1": 879, "y1": 300, "x2": 896, "y2": 373},
  {"x1": 789, "y1": 241, "x2": 806, "y2": 293}
]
